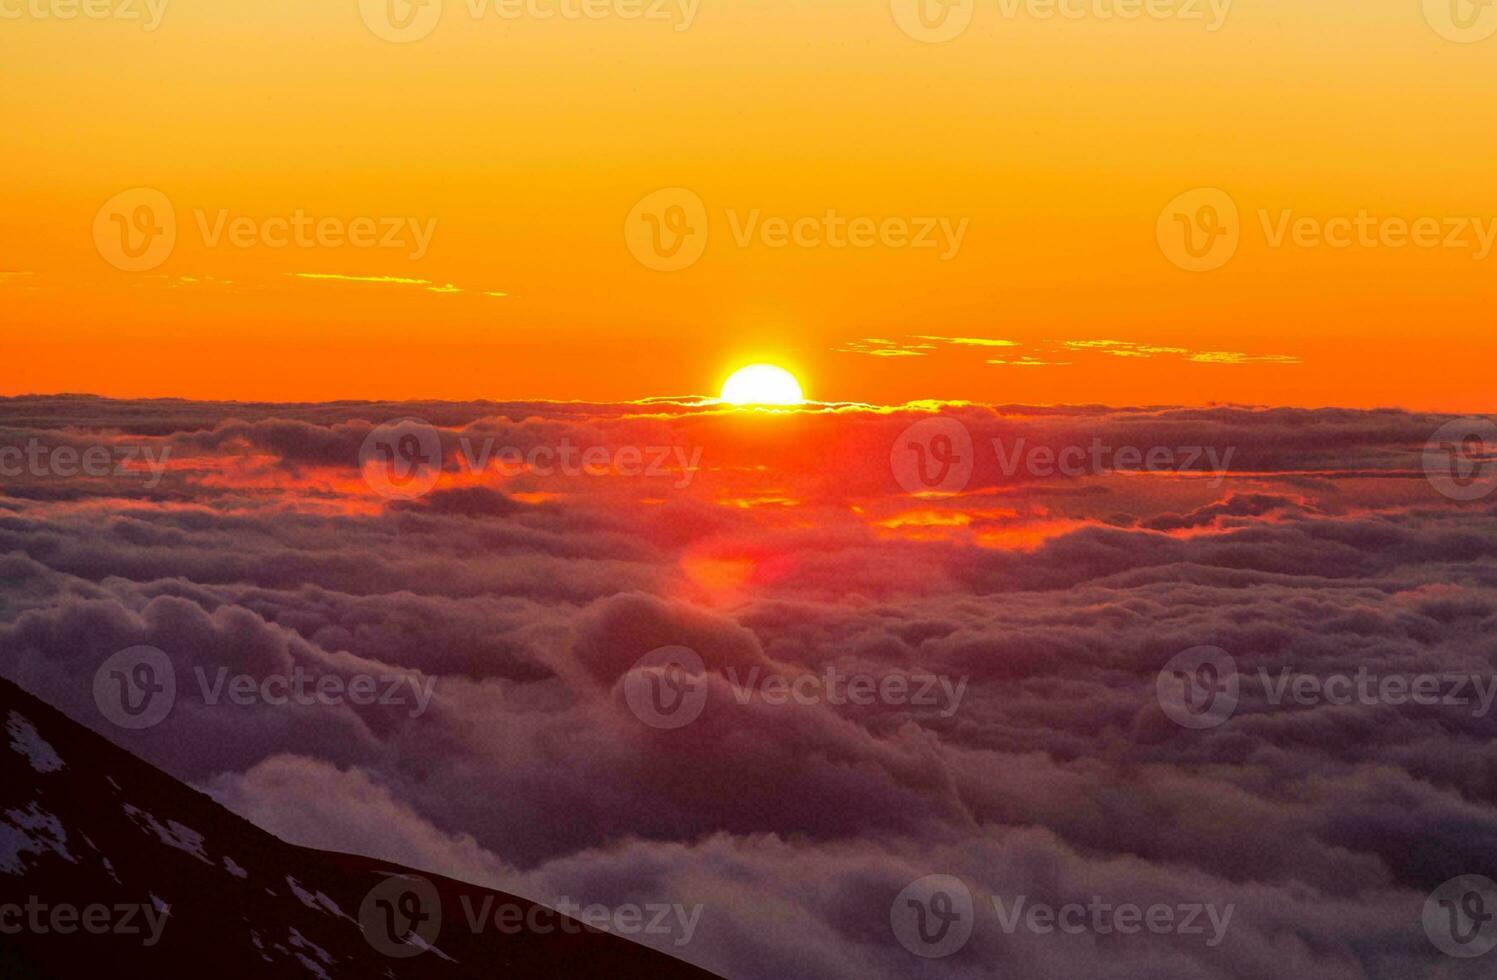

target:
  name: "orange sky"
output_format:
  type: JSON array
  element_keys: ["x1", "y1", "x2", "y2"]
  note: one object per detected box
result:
[{"x1": 3, "y1": 0, "x2": 1494, "y2": 410}]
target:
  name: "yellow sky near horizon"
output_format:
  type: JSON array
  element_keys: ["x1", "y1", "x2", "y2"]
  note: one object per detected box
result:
[{"x1": 2, "y1": 0, "x2": 1494, "y2": 409}]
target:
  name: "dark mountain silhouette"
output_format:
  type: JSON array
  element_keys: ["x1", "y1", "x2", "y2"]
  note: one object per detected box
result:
[{"x1": 0, "y1": 676, "x2": 722, "y2": 979}]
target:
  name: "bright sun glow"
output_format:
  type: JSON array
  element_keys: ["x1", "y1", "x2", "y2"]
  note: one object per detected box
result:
[{"x1": 720, "y1": 365, "x2": 805, "y2": 406}]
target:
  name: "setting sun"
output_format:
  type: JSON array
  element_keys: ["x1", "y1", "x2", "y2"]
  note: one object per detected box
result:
[{"x1": 720, "y1": 365, "x2": 805, "y2": 406}]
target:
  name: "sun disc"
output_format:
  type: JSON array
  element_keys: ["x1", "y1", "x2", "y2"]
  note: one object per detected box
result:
[{"x1": 720, "y1": 365, "x2": 805, "y2": 406}]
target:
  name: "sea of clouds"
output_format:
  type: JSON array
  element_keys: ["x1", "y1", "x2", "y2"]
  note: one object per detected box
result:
[{"x1": 2, "y1": 394, "x2": 1495, "y2": 979}]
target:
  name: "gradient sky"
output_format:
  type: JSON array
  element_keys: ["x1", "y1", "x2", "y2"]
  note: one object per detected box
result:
[{"x1": 3, "y1": 0, "x2": 1494, "y2": 409}]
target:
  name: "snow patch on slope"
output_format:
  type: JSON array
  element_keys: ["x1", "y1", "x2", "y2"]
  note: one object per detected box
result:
[
  {"x1": 285, "y1": 876, "x2": 354, "y2": 921},
  {"x1": 0, "y1": 802, "x2": 74, "y2": 874},
  {"x1": 123, "y1": 804, "x2": 212, "y2": 864},
  {"x1": 6, "y1": 711, "x2": 64, "y2": 773},
  {"x1": 288, "y1": 926, "x2": 333, "y2": 965}
]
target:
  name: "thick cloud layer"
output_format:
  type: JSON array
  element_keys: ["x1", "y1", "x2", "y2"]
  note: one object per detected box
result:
[{"x1": 2, "y1": 394, "x2": 1495, "y2": 978}]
